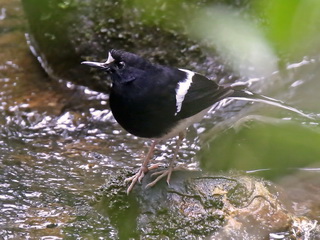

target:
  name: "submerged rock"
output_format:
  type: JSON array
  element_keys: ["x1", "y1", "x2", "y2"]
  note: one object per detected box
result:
[
  {"x1": 21, "y1": 0, "x2": 248, "y2": 92},
  {"x1": 94, "y1": 170, "x2": 318, "y2": 239}
]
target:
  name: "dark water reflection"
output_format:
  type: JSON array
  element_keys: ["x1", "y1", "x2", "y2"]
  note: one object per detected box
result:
[{"x1": 1, "y1": 0, "x2": 320, "y2": 239}]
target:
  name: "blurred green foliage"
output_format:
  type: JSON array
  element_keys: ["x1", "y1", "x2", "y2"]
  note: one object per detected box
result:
[
  {"x1": 128, "y1": 0, "x2": 320, "y2": 74},
  {"x1": 199, "y1": 120, "x2": 320, "y2": 179},
  {"x1": 254, "y1": 0, "x2": 320, "y2": 61},
  {"x1": 190, "y1": 6, "x2": 278, "y2": 78}
]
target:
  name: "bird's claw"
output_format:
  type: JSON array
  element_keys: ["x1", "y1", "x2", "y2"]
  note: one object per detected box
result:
[
  {"x1": 125, "y1": 169, "x2": 145, "y2": 194},
  {"x1": 146, "y1": 170, "x2": 170, "y2": 189},
  {"x1": 146, "y1": 165, "x2": 184, "y2": 189},
  {"x1": 125, "y1": 163, "x2": 161, "y2": 194}
]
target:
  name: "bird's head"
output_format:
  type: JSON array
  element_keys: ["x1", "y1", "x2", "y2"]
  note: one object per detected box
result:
[{"x1": 82, "y1": 50, "x2": 153, "y2": 84}]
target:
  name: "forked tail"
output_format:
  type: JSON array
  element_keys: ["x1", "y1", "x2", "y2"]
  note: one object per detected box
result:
[{"x1": 229, "y1": 89, "x2": 314, "y2": 120}]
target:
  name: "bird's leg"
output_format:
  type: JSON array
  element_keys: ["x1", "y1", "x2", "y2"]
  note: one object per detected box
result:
[
  {"x1": 125, "y1": 140, "x2": 159, "y2": 194},
  {"x1": 166, "y1": 131, "x2": 185, "y2": 184},
  {"x1": 146, "y1": 131, "x2": 186, "y2": 188}
]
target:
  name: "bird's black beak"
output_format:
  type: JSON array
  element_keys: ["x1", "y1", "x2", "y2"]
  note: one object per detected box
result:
[{"x1": 81, "y1": 61, "x2": 110, "y2": 71}]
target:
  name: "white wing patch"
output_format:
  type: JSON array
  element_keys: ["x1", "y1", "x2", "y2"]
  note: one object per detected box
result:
[{"x1": 175, "y1": 69, "x2": 194, "y2": 115}]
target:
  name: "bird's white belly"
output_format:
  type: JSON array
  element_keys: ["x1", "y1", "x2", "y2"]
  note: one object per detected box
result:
[{"x1": 158, "y1": 107, "x2": 210, "y2": 140}]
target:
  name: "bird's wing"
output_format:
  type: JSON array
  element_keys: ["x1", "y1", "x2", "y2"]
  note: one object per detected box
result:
[{"x1": 175, "y1": 70, "x2": 234, "y2": 119}]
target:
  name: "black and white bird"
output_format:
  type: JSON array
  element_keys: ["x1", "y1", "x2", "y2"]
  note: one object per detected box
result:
[{"x1": 82, "y1": 49, "x2": 310, "y2": 193}]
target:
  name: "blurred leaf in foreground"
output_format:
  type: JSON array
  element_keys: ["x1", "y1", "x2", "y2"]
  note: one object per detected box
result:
[
  {"x1": 189, "y1": 5, "x2": 278, "y2": 79},
  {"x1": 199, "y1": 119, "x2": 320, "y2": 179},
  {"x1": 254, "y1": 0, "x2": 320, "y2": 61}
]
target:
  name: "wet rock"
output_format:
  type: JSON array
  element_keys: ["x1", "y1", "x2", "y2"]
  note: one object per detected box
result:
[
  {"x1": 94, "y1": 170, "x2": 318, "y2": 239},
  {"x1": 21, "y1": 0, "x2": 251, "y2": 92}
]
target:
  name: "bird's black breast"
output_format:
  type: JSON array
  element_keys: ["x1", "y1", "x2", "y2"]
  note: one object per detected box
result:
[{"x1": 109, "y1": 69, "x2": 180, "y2": 138}]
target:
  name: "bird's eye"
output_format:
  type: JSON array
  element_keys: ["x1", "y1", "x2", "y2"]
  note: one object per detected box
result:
[{"x1": 116, "y1": 61, "x2": 125, "y2": 69}]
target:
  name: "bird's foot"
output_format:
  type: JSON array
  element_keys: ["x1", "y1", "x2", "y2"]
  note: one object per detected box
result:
[
  {"x1": 125, "y1": 163, "x2": 160, "y2": 194},
  {"x1": 145, "y1": 165, "x2": 185, "y2": 189}
]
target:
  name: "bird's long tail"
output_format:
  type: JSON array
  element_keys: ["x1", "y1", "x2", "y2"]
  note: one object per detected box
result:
[{"x1": 228, "y1": 89, "x2": 313, "y2": 119}]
